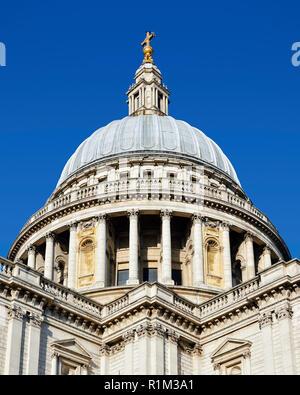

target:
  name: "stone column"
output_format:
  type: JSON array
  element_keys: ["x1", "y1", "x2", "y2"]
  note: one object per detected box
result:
[
  {"x1": 168, "y1": 331, "x2": 179, "y2": 374},
  {"x1": 68, "y1": 222, "x2": 78, "y2": 289},
  {"x1": 122, "y1": 330, "x2": 135, "y2": 374},
  {"x1": 127, "y1": 209, "x2": 139, "y2": 285},
  {"x1": 44, "y1": 232, "x2": 55, "y2": 280},
  {"x1": 276, "y1": 305, "x2": 296, "y2": 374},
  {"x1": 221, "y1": 222, "x2": 232, "y2": 289},
  {"x1": 161, "y1": 210, "x2": 174, "y2": 285},
  {"x1": 149, "y1": 324, "x2": 165, "y2": 374},
  {"x1": 26, "y1": 312, "x2": 42, "y2": 375},
  {"x1": 4, "y1": 305, "x2": 25, "y2": 375},
  {"x1": 136, "y1": 324, "x2": 151, "y2": 374},
  {"x1": 99, "y1": 344, "x2": 110, "y2": 375},
  {"x1": 192, "y1": 214, "x2": 204, "y2": 287},
  {"x1": 259, "y1": 311, "x2": 275, "y2": 375},
  {"x1": 96, "y1": 214, "x2": 107, "y2": 287},
  {"x1": 244, "y1": 232, "x2": 255, "y2": 280},
  {"x1": 51, "y1": 351, "x2": 59, "y2": 375},
  {"x1": 192, "y1": 344, "x2": 202, "y2": 375},
  {"x1": 27, "y1": 245, "x2": 36, "y2": 269},
  {"x1": 262, "y1": 246, "x2": 272, "y2": 269}
]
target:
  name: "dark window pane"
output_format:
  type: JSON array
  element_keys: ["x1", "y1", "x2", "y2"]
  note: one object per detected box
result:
[
  {"x1": 172, "y1": 269, "x2": 182, "y2": 285},
  {"x1": 143, "y1": 268, "x2": 157, "y2": 283},
  {"x1": 118, "y1": 270, "x2": 129, "y2": 286}
]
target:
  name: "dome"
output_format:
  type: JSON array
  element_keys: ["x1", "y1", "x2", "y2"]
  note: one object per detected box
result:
[{"x1": 57, "y1": 115, "x2": 240, "y2": 187}]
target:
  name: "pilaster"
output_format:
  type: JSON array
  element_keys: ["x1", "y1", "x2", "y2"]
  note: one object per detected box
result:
[{"x1": 4, "y1": 305, "x2": 25, "y2": 375}]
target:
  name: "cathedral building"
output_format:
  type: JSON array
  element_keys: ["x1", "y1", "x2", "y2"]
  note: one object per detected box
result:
[{"x1": 0, "y1": 32, "x2": 299, "y2": 375}]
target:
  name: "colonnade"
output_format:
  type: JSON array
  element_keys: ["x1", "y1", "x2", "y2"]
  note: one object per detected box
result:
[{"x1": 24, "y1": 210, "x2": 273, "y2": 291}]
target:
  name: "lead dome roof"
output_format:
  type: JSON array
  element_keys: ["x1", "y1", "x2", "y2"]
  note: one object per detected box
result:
[{"x1": 57, "y1": 115, "x2": 240, "y2": 187}]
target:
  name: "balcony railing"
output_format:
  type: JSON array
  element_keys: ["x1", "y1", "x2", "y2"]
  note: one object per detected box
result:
[{"x1": 21, "y1": 177, "x2": 276, "y2": 235}]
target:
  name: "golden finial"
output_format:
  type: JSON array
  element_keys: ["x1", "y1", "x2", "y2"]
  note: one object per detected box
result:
[{"x1": 141, "y1": 31, "x2": 156, "y2": 64}]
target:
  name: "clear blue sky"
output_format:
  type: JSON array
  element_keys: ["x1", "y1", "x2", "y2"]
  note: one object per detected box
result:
[{"x1": 0, "y1": 0, "x2": 299, "y2": 259}]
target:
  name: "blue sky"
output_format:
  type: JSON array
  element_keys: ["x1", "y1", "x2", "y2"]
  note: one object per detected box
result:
[{"x1": 0, "y1": 0, "x2": 299, "y2": 259}]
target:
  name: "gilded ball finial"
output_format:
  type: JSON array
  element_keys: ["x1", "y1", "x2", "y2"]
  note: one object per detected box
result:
[{"x1": 141, "y1": 31, "x2": 156, "y2": 64}]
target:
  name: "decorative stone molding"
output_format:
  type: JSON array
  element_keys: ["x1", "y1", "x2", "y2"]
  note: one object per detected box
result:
[
  {"x1": 160, "y1": 209, "x2": 172, "y2": 218},
  {"x1": 244, "y1": 232, "x2": 254, "y2": 242},
  {"x1": 167, "y1": 329, "x2": 180, "y2": 344},
  {"x1": 122, "y1": 329, "x2": 135, "y2": 344},
  {"x1": 203, "y1": 217, "x2": 220, "y2": 229},
  {"x1": 178, "y1": 340, "x2": 195, "y2": 354},
  {"x1": 262, "y1": 246, "x2": 272, "y2": 255},
  {"x1": 27, "y1": 245, "x2": 37, "y2": 253},
  {"x1": 29, "y1": 312, "x2": 43, "y2": 328},
  {"x1": 96, "y1": 214, "x2": 107, "y2": 223},
  {"x1": 192, "y1": 343, "x2": 203, "y2": 356},
  {"x1": 135, "y1": 322, "x2": 165, "y2": 338},
  {"x1": 7, "y1": 305, "x2": 25, "y2": 321},
  {"x1": 192, "y1": 214, "x2": 204, "y2": 224},
  {"x1": 127, "y1": 209, "x2": 139, "y2": 217},
  {"x1": 45, "y1": 232, "x2": 56, "y2": 240},
  {"x1": 276, "y1": 306, "x2": 293, "y2": 321},
  {"x1": 220, "y1": 221, "x2": 231, "y2": 231},
  {"x1": 110, "y1": 341, "x2": 125, "y2": 355},
  {"x1": 213, "y1": 363, "x2": 221, "y2": 371},
  {"x1": 99, "y1": 344, "x2": 110, "y2": 357},
  {"x1": 68, "y1": 221, "x2": 78, "y2": 231},
  {"x1": 258, "y1": 312, "x2": 273, "y2": 329}
]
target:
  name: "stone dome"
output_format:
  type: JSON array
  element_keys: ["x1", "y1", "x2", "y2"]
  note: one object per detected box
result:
[{"x1": 57, "y1": 115, "x2": 240, "y2": 187}]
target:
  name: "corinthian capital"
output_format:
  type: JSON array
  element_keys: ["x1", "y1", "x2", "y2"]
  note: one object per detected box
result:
[
  {"x1": 7, "y1": 306, "x2": 25, "y2": 321},
  {"x1": 45, "y1": 232, "x2": 56, "y2": 241},
  {"x1": 276, "y1": 306, "x2": 293, "y2": 321},
  {"x1": 244, "y1": 232, "x2": 253, "y2": 242},
  {"x1": 68, "y1": 221, "x2": 78, "y2": 231},
  {"x1": 96, "y1": 214, "x2": 107, "y2": 223},
  {"x1": 220, "y1": 221, "x2": 231, "y2": 231},
  {"x1": 122, "y1": 329, "x2": 135, "y2": 344},
  {"x1": 127, "y1": 209, "x2": 139, "y2": 218},
  {"x1": 27, "y1": 245, "x2": 37, "y2": 254},
  {"x1": 29, "y1": 312, "x2": 43, "y2": 328},
  {"x1": 160, "y1": 209, "x2": 172, "y2": 218},
  {"x1": 258, "y1": 312, "x2": 273, "y2": 329},
  {"x1": 192, "y1": 214, "x2": 204, "y2": 224}
]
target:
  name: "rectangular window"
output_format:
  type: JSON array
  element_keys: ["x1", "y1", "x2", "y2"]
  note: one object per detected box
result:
[
  {"x1": 143, "y1": 268, "x2": 157, "y2": 283},
  {"x1": 117, "y1": 269, "x2": 129, "y2": 286},
  {"x1": 172, "y1": 269, "x2": 182, "y2": 285}
]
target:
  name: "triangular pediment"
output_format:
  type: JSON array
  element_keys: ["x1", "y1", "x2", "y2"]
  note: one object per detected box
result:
[
  {"x1": 211, "y1": 338, "x2": 252, "y2": 359},
  {"x1": 51, "y1": 338, "x2": 91, "y2": 359}
]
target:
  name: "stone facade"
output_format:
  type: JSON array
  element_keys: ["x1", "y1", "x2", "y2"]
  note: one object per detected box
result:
[
  {"x1": 1, "y1": 36, "x2": 299, "y2": 375},
  {"x1": 0, "y1": 258, "x2": 299, "y2": 375}
]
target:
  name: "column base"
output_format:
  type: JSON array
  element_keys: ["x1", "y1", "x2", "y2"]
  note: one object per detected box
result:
[{"x1": 126, "y1": 279, "x2": 140, "y2": 285}]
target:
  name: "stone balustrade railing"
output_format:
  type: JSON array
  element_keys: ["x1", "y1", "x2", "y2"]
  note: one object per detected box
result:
[
  {"x1": 0, "y1": 258, "x2": 14, "y2": 277},
  {"x1": 198, "y1": 277, "x2": 260, "y2": 319},
  {"x1": 104, "y1": 294, "x2": 129, "y2": 316},
  {"x1": 40, "y1": 277, "x2": 102, "y2": 316},
  {"x1": 21, "y1": 177, "x2": 276, "y2": 234},
  {"x1": 173, "y1": 294, "x2": 196, "y2": 315}
]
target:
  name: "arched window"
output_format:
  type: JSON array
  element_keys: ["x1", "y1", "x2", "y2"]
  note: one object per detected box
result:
[
  {"x1": 206, "y1": 240, "x2": 220, "y2": 275},
  {"x1": 78, "y1": 238, "x2": 95, "y2": 288},
  {"x1": 56, "y1": 260, "x2": 65, "y2": 285}
]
